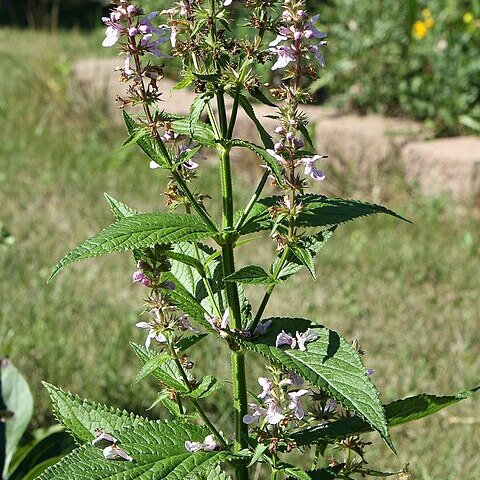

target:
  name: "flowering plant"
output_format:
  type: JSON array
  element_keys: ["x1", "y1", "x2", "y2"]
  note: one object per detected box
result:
[{"x1": 40, "y1": 1, "x2": 478, "y2": 479}]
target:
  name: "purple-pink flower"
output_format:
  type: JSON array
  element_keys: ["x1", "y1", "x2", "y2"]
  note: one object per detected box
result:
[
  {"x1": 276, "y1": 330, "x2": 297, "y2": 348},
  {"x1": 287, "y1": 389, "x2": 309, "y2": 420},
  {"x1": 135, "y1": 321, "x2": 167, "y2": 348},
  {"x1": 185, "y1": 434, "x2": 220, "y2": 452},
  {"x1": 269, "y1": 45, "x2": 296, "y2": 70},
  {"x1": 301, "y1": 155, "x2": 326, "y2": 181}
]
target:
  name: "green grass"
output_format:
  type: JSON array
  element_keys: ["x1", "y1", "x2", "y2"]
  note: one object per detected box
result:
[{"x1": 0, "y1": 28, "x2": 479, "y2": 479}]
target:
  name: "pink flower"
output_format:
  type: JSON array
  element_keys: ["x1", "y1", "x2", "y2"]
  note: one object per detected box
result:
[
  {"x1": 304, "y1": 15, "x2": 327, "y2": 40},
  {"x1": 102, "y1": 445, "x2": 133, "y2": 462},
  {"x1": 135, "y1": 321, "x2": 167, "y2": 348},
  {"x1": 185, "y1": 434, "x2": 220, "y2": 452},
  {"x1": 258, "y1": 377, "x2": 273, "y2": 399},
  {"x1": 276, "y1": 330, "x2": 296, "y2": 349},
  {"x1": 295, "y1": 329, "x2": 319, "y2": 351},
  {"x1": 132, "y1": 269, "x2": 151, "y2": 287},
  {"x1": 301, "y1": 155, "x2": 326, "y2": 181},
  {"x1": 265, "y1": 398, "x2": 285, "y2": 424},
  {"x1": 243, "y1": 403, "x2": 267, "y2": 424},
  {"x1": 287, "y1": 389, "x2": 309, "y2": 419},
  {"x1": 269, "y1": 45, "x2": 296, "y2": 70},
  {"x1": 101, "y1": 17, "x2": 123, "y2": 47},
  {"x1": 253, "y1": 319, "x2": 272, "y2": 337}
]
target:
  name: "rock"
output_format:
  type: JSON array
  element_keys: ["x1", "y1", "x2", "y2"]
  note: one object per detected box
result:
[{"x1": 402, "y1": 137, "x2": 480, "y2": 204}]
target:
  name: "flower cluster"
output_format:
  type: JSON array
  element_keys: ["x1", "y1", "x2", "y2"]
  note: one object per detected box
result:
[
  {"x1": 102, "y1": 3, "x2": 170, "y2": 63},
  {"x1": 185, "y1": 434, "x2": 221, "y2": 452},
  {"x1": 136, "y1": 294, "x2": 197, "y2": 348},
  {"x1": 267, "y1": 126, "x2": 326, "y2": 182},
  {"x1": 412, "y1": 9, "x2": 435, "y2": 40},
  {"x1": 275, "y1": 328, "x2": 318, "y2": 351},
  {"x1": 269, "y1": 3, "x2": 327, "y2": 71},
  {"x1": 92, "y1": 430, "x2": 133, "y2": 462},
  {"x1": 243, "y1": 373, "x2": 308, "y2": 427}
]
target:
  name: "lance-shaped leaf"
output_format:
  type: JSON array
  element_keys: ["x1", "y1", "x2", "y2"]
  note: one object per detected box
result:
[
  {"x1": 190, "y1": 93, "x2": 213, "y2": 138},
  {"x1": 166, "y1": 242, "x2": 252, "y2": 328},
  {"x1": 130, "y1": 344, "x2": 188, "y2": 393},
  {"x1": 270, "y1": 228, "x2": 336, "y2": 281},
  {"x1": 42, "y1": 383, "x2": 148, "y2": 443},
  {"x1": 224, "y1": 266, "x2": 275, "y2": 286},
  {"x1": 37, "y1": 421, "x2": 241, "y2": 480},
  {"x1": 230, "y1": 140, "x2": 283, "y2": 185},
  {"x1": 184, "y1": 376, "x2": 225, "y2": 400},
  {"x1": 167, "y1": 115, "x2": 216, "y2": 146},
  {"x1": 122, "y1": 111, "x2": 173, "y2": 168},
  {"x1": 49, "y1": 213, "x2": 213, "y2": 282},
  {"x1": 236, "y1": 318, "x2": 393, "y2": 450},
  {"x1": 236, "y1": 94, "x2": 274, "y2": 149},
  {"x1": 104, "y1": 194, "x2": 138, "y2": 221},
  {"x1": 291, "y1": 386, "x2": 480, "y2": 446},
  {"x1": 239, "y1": 195, "x2": 409, "y2": 235}
]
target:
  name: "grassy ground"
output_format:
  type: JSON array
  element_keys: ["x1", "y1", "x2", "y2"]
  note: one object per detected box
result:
[{"x1": 1, "y1": 28, "x2": 479, "y2": 479}]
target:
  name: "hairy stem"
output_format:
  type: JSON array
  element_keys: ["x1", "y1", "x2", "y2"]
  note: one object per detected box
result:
[
  {"x1": 218, "y1": 111, "x2": 249, "y2": 480},
  {"x1": 172, "y1": 355, "x2": 227, "y2": 448},
  {"x1": 234, "y1": 170, "x2": 270, "y2": 231}
]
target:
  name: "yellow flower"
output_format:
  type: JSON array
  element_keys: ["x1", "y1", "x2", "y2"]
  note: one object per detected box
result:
[
  {"x1": 422, "y1": 8, "x2": 432, "y2": 19},
  {"x1": 463, "y1": 12, "x2": 474, "y2": 24},
  {"x1": 412, "y1": 21, "x2": 428, "y2": 39},
  {"x1": 424, "y1": 17, "x2": 434, "y2": 28}
]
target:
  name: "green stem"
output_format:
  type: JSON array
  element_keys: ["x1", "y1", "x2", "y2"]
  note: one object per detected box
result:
[
  {"x1": 217, "y1": 91, "x2": 228, "y2": 138},
  {"x1": 234, "y1": 170, "x2": 269, "y2": 231},
  {"x1": 172, "y1": 355, "x2": 228, "y2": 448},
  {"x1": 170, "y1": 169, "x2": 218, "y2": 232},
  {"x1": 227, "y1": 86, "x2": 241, "y2": 139},
  {"x1": 218, "y1": 120, "x2": 249, "y2": 480},
  {"x1": 311, "y1": 443, "x2": 321, "y2": 470},
  {"x1": 249, "y1": 246, "x2": 290, "y2": 333}
]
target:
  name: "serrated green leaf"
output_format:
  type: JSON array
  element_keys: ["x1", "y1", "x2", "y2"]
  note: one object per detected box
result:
[
  {"x1": 122, "y1": 110, "x2": 173, "y2": 168},
  {"x1": 165, "y1": 250, "x2": 205, "y2": 276},
  {"x1": 271, "y1": 228, "x2": 336, "y2": 281},
  {"x1": 168, "y1": 115, "x2": 216, "y2": 146},
  {"x1": 283, "y1": 466, "x2": 311, "y2": 480},
  {"x1": 190, "y1": 93, "x2": 213, "y2": 138},
  {"x1": 104, "y1": 193, "x2": 138, "y2": 221},
  {"x1": 237, "y1": 318, "x2": 392, "y2": 450},
  {"x1": 248, "y1": 88, "x2": 277, "y2": 108},
  {"x1": 176, "y1": 334, "x2": 208, "y2": 352},
  {"x1": 42, "y1": 383, "x2": 148, "y2": 443},
  {"x1": 291, "y1": 386, "x2": 480, "y2": 446},
  {"x1": 289, "y1": 245, "x2": 316, "y2": 280},
  {"x1": 185, "y1": 375, "x2": 225, "y2": 399},
  {"x1": 130, "y1": 343, "x2": 188, "y2": 393},
  {"x1": 173, "y1": 72, "x2": 194, "y2": 90},
  {"x1": 224, "y1": 265, "x2": 274, "y2": 285},
  {"x1": 239, "y1": 195, "x2": 409, "y2": 235},
  {"x1": 305, "y1": 465, "x2": 345, "y2": 480},
  {"x1": 131, "y1": 352, "x2": 171, "y2": 387},
  {"x1": 202, "y1": 464, "x2": 232, "y2": 480},
  {"x1": 49, "y1": 213, "x2": 213, "y2": 282},
  {"x1": 37, "y1": 421, "x2": 239, "y2": 480},
  {"x1": 236, "y1": 93, "x2": 274, "y2": 149},
  {"x1": 230, "y1": 139, "x2": 283, "y2": 185}
]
